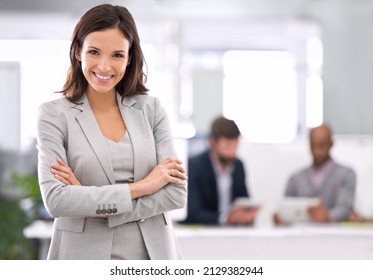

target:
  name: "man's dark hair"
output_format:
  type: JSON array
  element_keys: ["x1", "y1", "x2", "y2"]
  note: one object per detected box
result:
[{"x1": 210, "y1": 116, "x2": 240, "y2": 140}]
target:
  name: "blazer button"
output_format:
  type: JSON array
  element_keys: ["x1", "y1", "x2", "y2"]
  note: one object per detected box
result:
[{"x1": 139, "y1": 219, "x2": 146, "y2": 223}]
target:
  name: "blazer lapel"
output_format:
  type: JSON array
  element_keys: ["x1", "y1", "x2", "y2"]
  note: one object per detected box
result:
[
  {"x1": 118, "y1": 95, "x2": 156, "y2": 181},
  {"x1": 73, "y1": 96, "x2": 116, "y2": 184}
]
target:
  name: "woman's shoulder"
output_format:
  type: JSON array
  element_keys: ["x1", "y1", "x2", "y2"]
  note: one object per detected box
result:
[
  {"x1": 39, "y1": 95, "x2": 70, "y2": 108},
  {"x1": 38, "y1": 96, "x2": 72, "y2": 116},
  {"x1": 124, "y1": 94, "x2": 163, "y2": 112},
  {"x1": 131, "y1": 94, "x2": 159, "y2": 105}
]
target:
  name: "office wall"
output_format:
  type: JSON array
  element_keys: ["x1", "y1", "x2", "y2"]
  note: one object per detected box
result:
[
  {"x1": 187, "y1": 0, "x2": 373, "y2": 135},
  {"x1": 319, "y1": 0, "x2": 373, "y2": 134},
  {"x1": 1, "y1": 0, "x2": 373, "y2": 139},
  {"x1": 192, "y1": 69, "x2": 224, "y2": 135},
  {"x1": 0, "y1": 62, "x2": 21, "y2": 151}
]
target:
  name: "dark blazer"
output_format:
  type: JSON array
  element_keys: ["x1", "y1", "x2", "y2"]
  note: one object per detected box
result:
[{"x1": 183, "y1": 150, "x2": 249, "y2": 224}]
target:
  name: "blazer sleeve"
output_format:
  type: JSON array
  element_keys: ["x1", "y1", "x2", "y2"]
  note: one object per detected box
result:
[
  {"x1": 328, "y1": 167, "x2": 356, "y2": 222},
  {"x1": 36, "y1": 102, "x2": 134, "y2": 218},
  {"x1": 284, "y1": 173, "x2": 299, "y2": 197},
  {"x1": 185, "y1": 156, "x2": 220, "y2": 224}
]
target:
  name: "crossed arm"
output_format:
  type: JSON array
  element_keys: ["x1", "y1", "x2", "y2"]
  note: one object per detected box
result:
[{"x1": 51, "y1": 157, "x2": 187, "y2": 199}]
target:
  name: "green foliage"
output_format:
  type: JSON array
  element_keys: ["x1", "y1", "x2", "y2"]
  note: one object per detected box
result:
[
  {"x1": 0, "y1": 194, "x2": 36, "y2": 259},
  {"x1": 0, "y1": 172, "x2": 42, "y2": 259},
  {"x1": 11, "y1": 172, "x2": 43, "y2": 214},
  {"x1": 11, "y1": 172, "x2": 41, "y2": 201}
]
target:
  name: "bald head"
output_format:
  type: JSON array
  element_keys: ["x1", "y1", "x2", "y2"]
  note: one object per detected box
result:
[
  {"x1": 309, "y1": 124, "x2": 333, "y2": 167},
  {"x1": 310, "y1": 124, "x2": 333, "y2": 140}
]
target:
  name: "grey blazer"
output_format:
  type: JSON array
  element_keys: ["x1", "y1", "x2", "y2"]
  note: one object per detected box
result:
[
  {"x1": 285, "y1": 161, "x2": 356, "y2": 222},
  {"x1": 36, "y1": 93, "x2": 187, "y2": 259}
]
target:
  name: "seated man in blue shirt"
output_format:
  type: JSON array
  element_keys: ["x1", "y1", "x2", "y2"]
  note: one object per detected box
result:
[{"x1": 183, "y1": 116, "x2": 258, "y2": 225}]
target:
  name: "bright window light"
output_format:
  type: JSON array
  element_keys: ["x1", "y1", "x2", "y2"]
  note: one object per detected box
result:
[
  {"x1": 306, "y1": 75, "x2": 323, "y2": 128},
  {"x1": 223, "y1": 50, "x2": 297, "y2": 143},
  {"x1": 0, "y1": 39, "x2": 70, "y2": 62},
  {"x1": 21, "y1": 59, "x2": 68, "y2": 150},
  {"x1": 0, "y1": 40, "x2": 70, "y2": 150},
  {"x1": 306, "y1": 36, "x2": 323, "y2": 71}
]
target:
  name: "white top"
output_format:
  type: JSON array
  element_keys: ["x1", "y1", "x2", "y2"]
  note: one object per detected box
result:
[
  {"x1": 104, "y1": 132, "x2": 134, "y2": 184},
  {"x1": 210, "y1": 154, "x2": 234, "y2": 224}
]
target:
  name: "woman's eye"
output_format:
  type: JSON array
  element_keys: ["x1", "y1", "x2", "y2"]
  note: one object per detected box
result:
[
  {"x1": 113, "y1": 53, "x2": 124, "y2": 58},
  {"x1": 88, "y1": 50, "x2": 99, "y2": 55}
]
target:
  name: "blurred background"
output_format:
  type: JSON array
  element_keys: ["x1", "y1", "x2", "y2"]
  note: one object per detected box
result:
[{"x1": 1, "y1": 0, "x2": 373, "y2": 259}]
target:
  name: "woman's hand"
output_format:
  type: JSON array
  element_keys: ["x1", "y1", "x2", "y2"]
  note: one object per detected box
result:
[
  {"x1": 51, "y1": 158, "x2": 81, "y2": 186},
  {"x1": 130, "y1": 157, "x2": 187, "y2": 199}
]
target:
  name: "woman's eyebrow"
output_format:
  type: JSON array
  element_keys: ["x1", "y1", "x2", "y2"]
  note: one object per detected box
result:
[{"x1": 87, "y1": 46, "x2": 127, "y2": 53}]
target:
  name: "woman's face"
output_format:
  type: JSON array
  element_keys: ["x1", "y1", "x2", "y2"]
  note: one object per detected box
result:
[{"x1": 77, "y1": 27, "x2": 130, "y2": 95}]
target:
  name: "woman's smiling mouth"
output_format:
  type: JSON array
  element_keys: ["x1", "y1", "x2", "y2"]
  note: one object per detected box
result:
[{"x1": 94, "y1": 72, "x2": 112, "y2": 80}]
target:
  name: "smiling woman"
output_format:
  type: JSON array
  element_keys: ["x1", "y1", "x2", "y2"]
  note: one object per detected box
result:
[
  {"x1": 36, "y1": 4, "x2": 187, "y2": 260},
  {"x1": 76, "y1": 28, "x2": 130, "y2": 98},
  {"x1": 75, "y1": 28, "x2": 131, "y2": 143}
]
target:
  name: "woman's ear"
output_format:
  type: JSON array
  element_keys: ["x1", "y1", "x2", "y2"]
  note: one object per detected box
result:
[{"x1": 75, "y1": 48, "x2": 82, "y2": 61}]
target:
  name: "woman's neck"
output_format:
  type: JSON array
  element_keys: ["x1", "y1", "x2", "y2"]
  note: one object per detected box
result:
[{"x1": 86, "y1": 90, "x2": 117, "y2": 112}]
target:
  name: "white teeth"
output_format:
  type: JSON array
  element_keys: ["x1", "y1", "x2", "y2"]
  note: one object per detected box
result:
[{"x1": 95, "y1": 73, "x2": 112, "y2": 80}]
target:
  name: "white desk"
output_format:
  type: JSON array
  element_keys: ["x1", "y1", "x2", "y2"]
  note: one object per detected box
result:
[
  {"x1": 175, "y1": 224, "x2": 373, "y2": 259},
  {"x1": 24, "y1": 220, "x2": 373, "y2": 260},
  {"x1": 24, "y1": 220, "x2": 53, "y2": 260}
]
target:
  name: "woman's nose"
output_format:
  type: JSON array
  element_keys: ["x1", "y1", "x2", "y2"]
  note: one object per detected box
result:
[{"x1": 97, "y1": 57, "x2": 111, "y2": 72}]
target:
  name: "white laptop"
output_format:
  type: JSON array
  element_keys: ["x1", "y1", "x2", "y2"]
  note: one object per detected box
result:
[{"x1": 277, "y1": 197, "x2": 320, "y2": 224}]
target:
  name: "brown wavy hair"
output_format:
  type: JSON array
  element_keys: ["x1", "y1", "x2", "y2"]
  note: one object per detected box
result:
[{"x1": 60, "y1": 4, "x2": 148, "y2": 103}]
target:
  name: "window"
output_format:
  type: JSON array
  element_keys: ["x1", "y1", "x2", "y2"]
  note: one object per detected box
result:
[
  {"x1": 223, "y1": 50, "x2": 298, "y2": 143},
  {"x1": 0, "y1": 39, "x2": 69, "y2": 151}
]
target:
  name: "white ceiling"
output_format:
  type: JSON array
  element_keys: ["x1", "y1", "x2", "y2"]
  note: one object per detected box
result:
[
  {"x1": 0, "y1": 0, "x2": 368, "y2": 50},
  {"x1": 0, "y1": 0, "x2": 324, "y2": 18}
]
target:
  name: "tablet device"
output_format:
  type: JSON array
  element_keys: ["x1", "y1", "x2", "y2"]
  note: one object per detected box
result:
[
  {"x1": 277, "y1": 197, "x2": 320, "y2": 223},
  {"x1": 231, "y1": 197, "x2": 261, "y2": 211}
]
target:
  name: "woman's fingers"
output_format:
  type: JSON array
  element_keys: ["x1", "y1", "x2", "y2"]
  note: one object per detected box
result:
[
  {"x1": 51, "y1": 164, "x2": 71, "y2": 177},
  {"x1": 164, "y1": 164, "x2": 188, "y2": 182},
  {"x1": 169, "y1": 168, "x2": 188, "y2": 180},
  {"x1": 51, "y1": 167, "x2": 73, "y2": 183},
  {"x1": 54, "y1": 158, "x2": 72, "y2": 173},
  {"x1": 170, "y1": 176, "x2": 187, "y2": 186},
  {"x1": 164, "y1": 161, "x2": 186, "y2": 174},
  {"x1": 158, "y1": 158, "x2": 187, "y2": 181},
  {"x1": 53, "y1": 173, "x2": 70, "y2": 186},
  {"x1": 51, "y1": 158, "x2": 81, "y2": 185},
  {"x1": 161, "y1": 157, "x2": 183, "y2": 166},
  {"x1": 57, "y1": 157, "x2": 67, "y2": 166}
]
